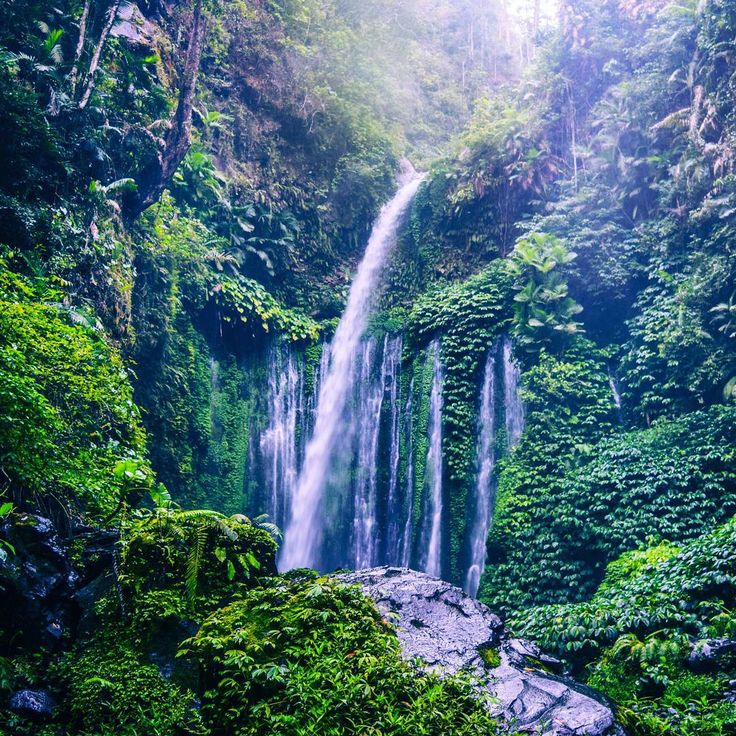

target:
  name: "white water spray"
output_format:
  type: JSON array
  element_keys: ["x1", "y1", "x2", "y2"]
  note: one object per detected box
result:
[
  {"x1": 260, "y1": 343, "x2": 303, "y2": 531},
  {"x1": 400, "y1": 379, "x2": 415, "y2": 569},
  {"x1": 352, "y1": 338, "x2": 387, "y2": 569},
  {"x1": 503, "y1": 337, "x2": 525, "y2": 448},
  {"x1": 464, "y1": 348, "x2": 497, "y2": 596},
  {"x1": 280, "y1": 170, "x2": 424, "y2": 570},
  {"x1": 423, "y1": 340, "x2": 444, "y2": 578},
  {"x1": 383, "y1": 336, "x2": 404, "y2": 564}
]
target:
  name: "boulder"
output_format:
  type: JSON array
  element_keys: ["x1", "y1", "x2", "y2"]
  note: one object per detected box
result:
[
  {"x1": 0, "y1": 515, "x2": 75, "y2": 651},
  {"x1": 112, "y1": 3, "x2": 158, "y2": 46},
  {"x1": 688, "y1": 639, "x2": 736, "y2": 672},
  {"x1": 338, "y1": 567, "x2": 623, "y2": 736},
  {"x1": 8, "y1": 689, "x2": 55, "y2": 721}
]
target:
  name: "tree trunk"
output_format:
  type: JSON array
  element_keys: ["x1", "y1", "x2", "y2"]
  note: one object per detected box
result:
[
  {"x1": 78, "y1": 0, "x2": 123, "y2": 110},
  {"x1": 69, "y1": 0, "x2": 92, "y2": 96},
  {"x1": 124, "y1": 0, "x2": 206, "y2": 221}
]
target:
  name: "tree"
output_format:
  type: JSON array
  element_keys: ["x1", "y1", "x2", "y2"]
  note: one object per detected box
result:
[{"x1": 123, "y1": 0, "x2": 206, "y2": 220}]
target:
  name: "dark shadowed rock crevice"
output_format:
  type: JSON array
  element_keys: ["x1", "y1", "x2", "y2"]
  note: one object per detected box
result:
[{"x1": 338, "y1": 567, "x2": 624, "y2": 736}]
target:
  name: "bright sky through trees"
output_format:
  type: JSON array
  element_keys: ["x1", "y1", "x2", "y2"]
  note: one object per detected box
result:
[{"x1": 507, "y1": 0, "x2": 558, "y2": 25}]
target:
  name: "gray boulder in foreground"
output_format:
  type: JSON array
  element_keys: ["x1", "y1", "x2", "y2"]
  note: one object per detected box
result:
[{"x1": 337, "y1": 567, "x2": 623, "y2": 736}]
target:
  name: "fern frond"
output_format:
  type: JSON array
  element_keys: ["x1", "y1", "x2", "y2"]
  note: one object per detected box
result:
[
  {"x1": 175, "y1": 509, "x2": 227, "y2": 521},
  {"x1": 214, "y1": 517, "x2": 239, "y2": 542},
  {"x1": 186, "y1": 522, "x2": 208, "y2": 602}
]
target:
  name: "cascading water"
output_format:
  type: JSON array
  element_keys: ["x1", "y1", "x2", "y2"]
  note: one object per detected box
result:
[
  {"x1": 352, "y1": 338, "x2": 388, "y2": 569},
  {"x1": 383, "y1": 337, "x2": 404, "y2": 564},
  {"x1": 259, "y1": 343, "x2": 303, "y2": 531},
  {"x1": 280, "y1": 170, "x2": 424, "y2": 570},
  {"x1": 400, "y1": 379, "x2": 415, "y2": 569},
  {"x1": 464, "y1": 348, "x2": 497, "y2": 596},
  {"x1": 609, "y1": 369, "x2": 623, "y2": 422},
  {"x1": 503, "y1": 337, "x2": 525, "y2": 448},
  {"x1": 422, "y1": 340, "x2": 444, "y2": 578}
]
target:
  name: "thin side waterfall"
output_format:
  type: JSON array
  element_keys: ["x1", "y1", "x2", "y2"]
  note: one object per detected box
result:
[
  {"x1": 259, "y1": 343, "x2": 303, "y2": 531},
  {"x1": 400, "y1": 379, "x2": 415, "y2": 569},
  {"x1": 423, "y1": 340, "x2": 444, "y2": 578},
  {"x1": 280, "y1": 171, "x2": 424, "y2": 570},
  {"x1": 464, "y1": 348, "x2": 497, "y2": 597},
  {"x1": 352, "y1": 338, "x2": 388, "y2": 569},
  {"x1": 503, "y1": 337, "x2": 525, "y2": 448},
  {"x1": 609, "y1": 368, "x2": 623, "y2": 421},
  {"x1": 383, "y1": 336, "x2": 403, "y2": 564}
]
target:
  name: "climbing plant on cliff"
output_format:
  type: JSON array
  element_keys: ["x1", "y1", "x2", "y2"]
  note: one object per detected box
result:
[
  {"x1": 406, "y1": 262, "x2": 512, "y2": 581},
  {"x1": 508, "y1": 232, "x2": 583, "y2": 356}
]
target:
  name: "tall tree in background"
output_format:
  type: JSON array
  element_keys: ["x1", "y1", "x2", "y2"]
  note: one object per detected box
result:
[{"x1": 124, "y1": 0, "x2": 206, "y2": 219}]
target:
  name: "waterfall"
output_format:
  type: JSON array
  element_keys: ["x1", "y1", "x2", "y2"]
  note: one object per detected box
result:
[
  {"x1": 383, "y1": 337, "x2": 403, "y2": 564},
  {"x1": 503, "y1": 337, "x2": 525, "y2": 448},
  {"x1": 259, "y1": 342, "x2": 304, "y2": 531},
  {"x1": 422, "y1": 340, "x2": 444, "y2": 578},
  {"x1": 400, "y1": 379, "x2": 415, "y2": 569},
  {"x1": 464, "y1": 348, "x2": 497, "y2": 597},
  {"x1": 280, "y1": 172, "x2": 424, "y2": 570},
  {"x1": 609, "y1": 369, "x2": 622, "y2": 409},
  {"x1": 352, "y1": 338, "x2": 388, "y2": 569}
]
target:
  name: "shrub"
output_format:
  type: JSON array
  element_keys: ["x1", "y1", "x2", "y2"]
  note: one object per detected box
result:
[{"x1": 184, "y1": 577, "x2": 501, "y2": 736}]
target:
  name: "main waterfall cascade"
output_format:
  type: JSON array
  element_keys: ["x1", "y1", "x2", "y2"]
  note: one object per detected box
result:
[
  {"x1": 246, "y1": 174, "x2": 526, "y2": 588},
  {"x1": 280, "y1": 170, "x2": 424, "y2": 570},
  {"x1": 248, "y1": 334, "x2": 526, "y2": 591}
]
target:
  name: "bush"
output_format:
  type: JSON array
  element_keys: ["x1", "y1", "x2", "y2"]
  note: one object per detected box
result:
[
  {"x1": 54, "y1": 637, "x2": 202, "y2": 736},
  {"x1": 512, "y1": 519, "x2": 736, "y2": 735},
  {"x1": 0, "y1": 260, "x2": 148, "y2": 520},
  {"x1": 184, "y1": 577, "x2": 501, "y2": 736},
  {"x1": 120, "y1": 507, "x2": 278, "y2": 618},
  {"x1": 482, "y1": 402, "x2": 736, "y2": 614}
]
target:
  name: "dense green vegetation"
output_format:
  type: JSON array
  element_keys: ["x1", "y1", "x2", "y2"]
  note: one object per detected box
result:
[
  {"x1": 186, "y1": 577, "x2": 501, "y2": 735},
  {"x1": 2, "y1": 0, "x2": 736, "y2": 734},
  {"x1": 512, "y1": 519, "x2": 736, "y2": 734}
]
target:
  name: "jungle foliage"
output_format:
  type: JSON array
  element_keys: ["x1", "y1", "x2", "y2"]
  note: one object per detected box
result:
[{"x1": 2, "y1": 0, "x2": 736, "y2": 735}]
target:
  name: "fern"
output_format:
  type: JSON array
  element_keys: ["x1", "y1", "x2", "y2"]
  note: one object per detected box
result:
[{"x1": 186, "y1": 522, "x2": 208, "y2": 602}]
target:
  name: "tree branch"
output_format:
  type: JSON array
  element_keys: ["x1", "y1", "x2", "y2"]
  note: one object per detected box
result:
[
  {"x1": 69, "y1": 0, "x2": 92, "y2": 97},
  {"x1": 78, "y1": 0, "x2": 123, "y2": 111},
  {"x1": 124, "y1": 0, "x2": 206, "y2": 220}
]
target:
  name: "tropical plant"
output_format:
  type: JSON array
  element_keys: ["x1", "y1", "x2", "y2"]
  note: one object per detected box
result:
[
  {"x1": 182, "y1": 577, "x2": 502, "y2": 736},
  {"x1": 508, "y1": 232, "x2": 583, "y2": 353},
  {"x1": 0, "y1": 501, "x2": 14, "y2": 562}
]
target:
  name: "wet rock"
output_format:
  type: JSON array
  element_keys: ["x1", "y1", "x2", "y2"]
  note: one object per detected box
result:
[
  {"x1": 0, "y1": 514, "x2": 75, "y2": 651},
  {"x1": 146, "y1": 618, "x2": 200, "y2": 690},
  {"x1": 688, "y1": 639, "x2": 736, "y2": 671},
  {"x1": 8, "y1": 689, "x2": 55, "y2": 721},
  {"x1": 338, "y1": 567, "x2": 623, "y2": 736},
  {"x1": 112, "y1": 3, "x2": 158, "y2": 46}
]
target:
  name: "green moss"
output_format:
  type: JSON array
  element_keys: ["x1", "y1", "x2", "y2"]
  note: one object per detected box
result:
[
  {"x1": 477, "y1": 645, "x2": 501, "y2": 669},
  {"x1": 0, "y1": 261, "x2": 148, "y2": 520}
]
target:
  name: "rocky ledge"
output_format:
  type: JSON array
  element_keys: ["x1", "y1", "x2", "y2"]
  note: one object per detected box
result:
[{"x1": 337, "y1": 567, "x2": 623, "y2": 736}]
